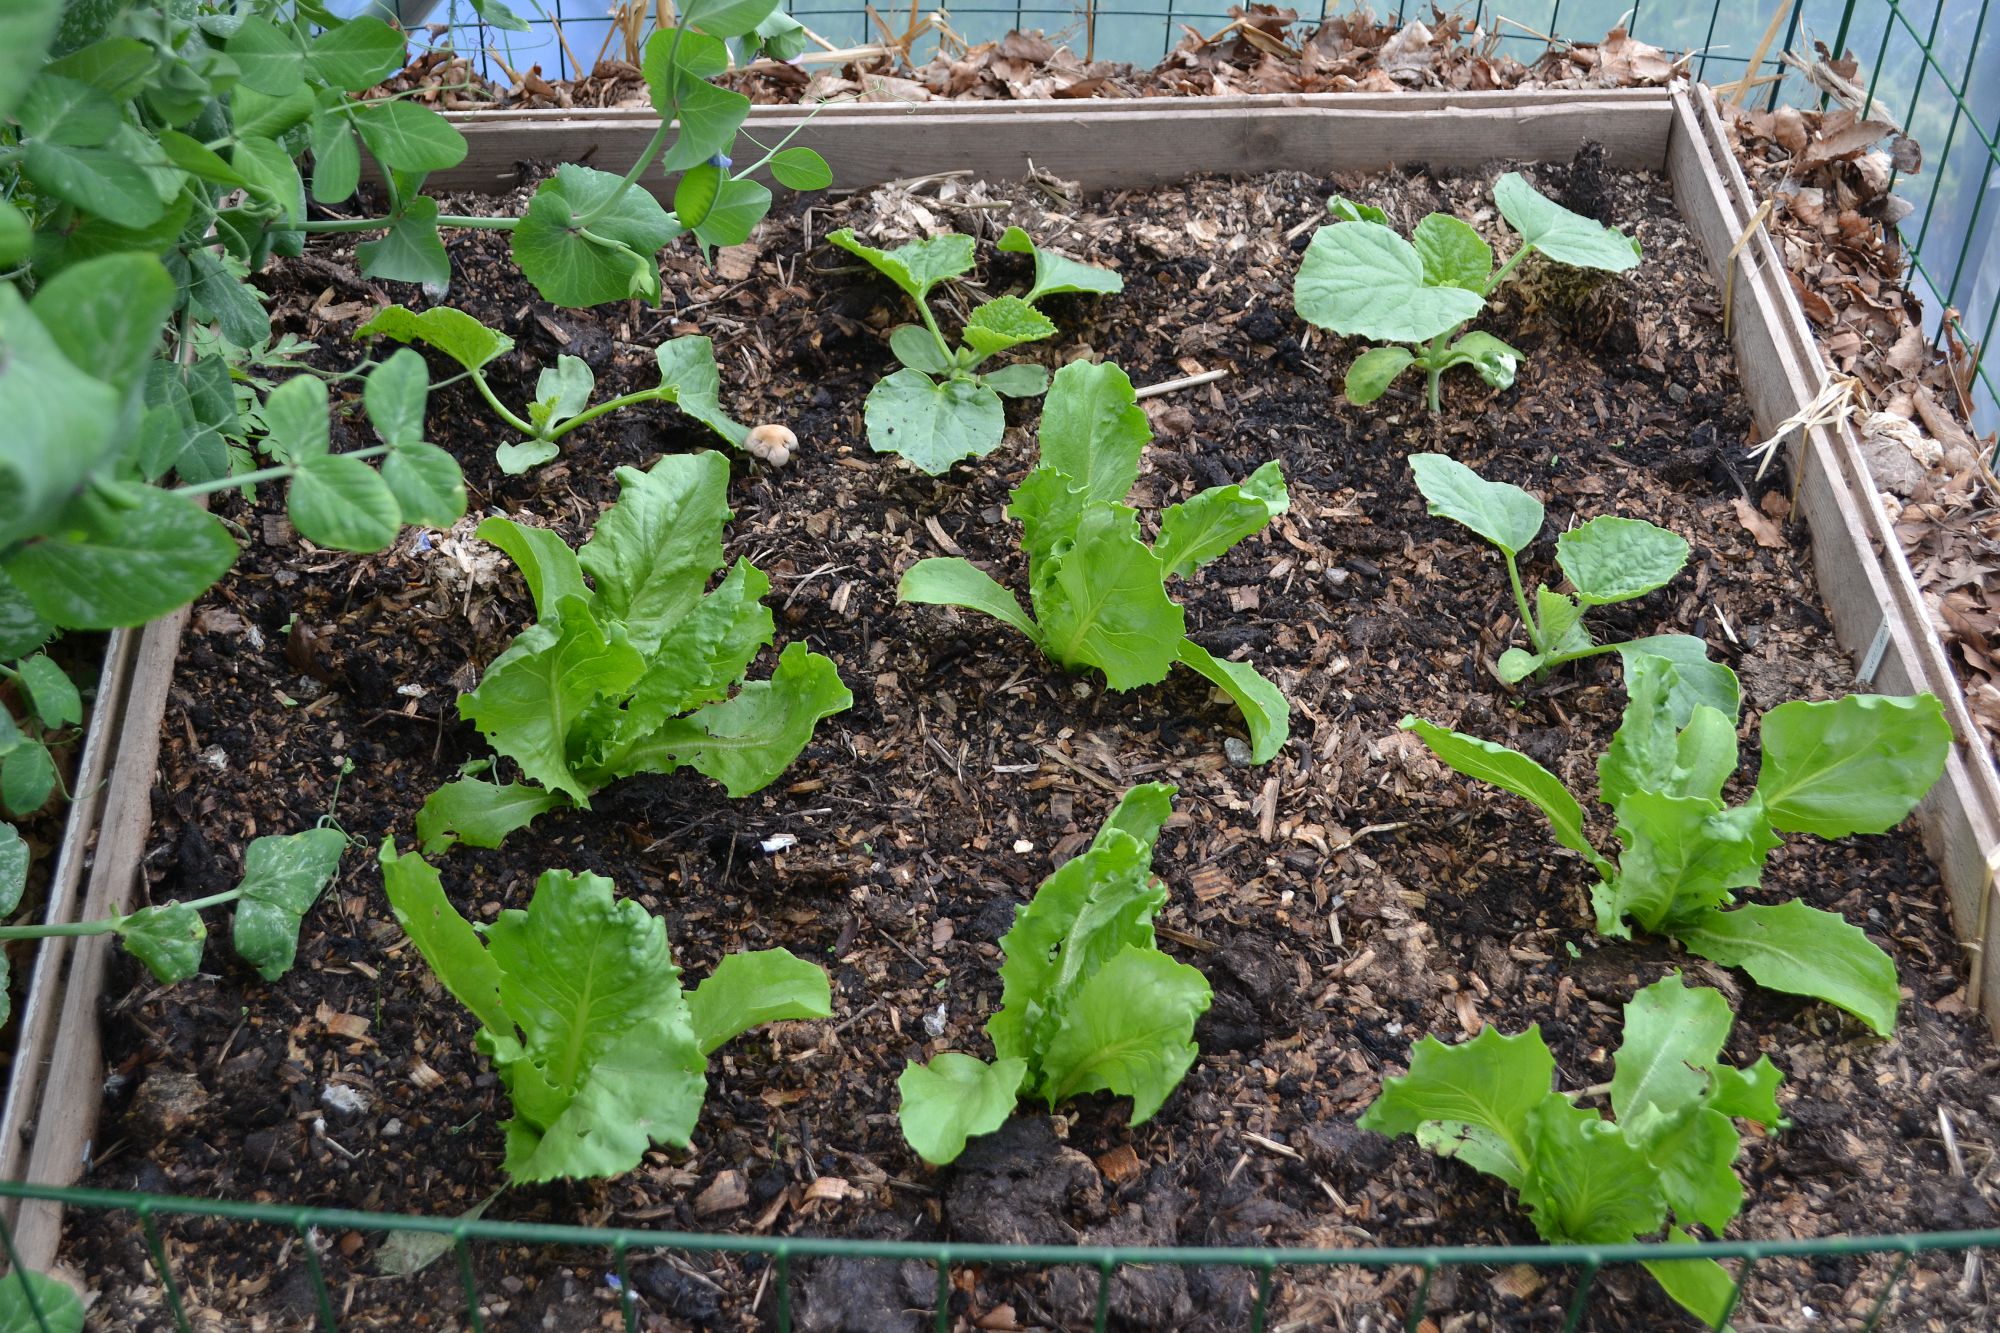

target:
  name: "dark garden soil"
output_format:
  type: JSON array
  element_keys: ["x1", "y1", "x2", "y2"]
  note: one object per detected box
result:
[{"x1": 54, "y1": 153, "x2": 2000, "y2": 1331}]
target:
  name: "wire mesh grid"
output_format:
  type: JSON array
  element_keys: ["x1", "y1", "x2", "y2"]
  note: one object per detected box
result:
[{"x1": 1, "y1": 1179, "x2": 1994, "y2": 1331}]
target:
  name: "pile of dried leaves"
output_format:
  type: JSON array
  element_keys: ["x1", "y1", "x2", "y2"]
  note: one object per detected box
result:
[{"x1": 1722, "y1": 57, "x2": 2000, "y2": 745}]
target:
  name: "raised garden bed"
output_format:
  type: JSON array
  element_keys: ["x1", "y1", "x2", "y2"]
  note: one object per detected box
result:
[{"x1": 12, "y1": 87, "x2": 2000, "y2": 1331}]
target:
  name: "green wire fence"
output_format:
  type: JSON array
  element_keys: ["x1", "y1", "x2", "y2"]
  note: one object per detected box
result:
[{"x1": 0, "y1": 1179, "x2": 1993, "y2": 1331}]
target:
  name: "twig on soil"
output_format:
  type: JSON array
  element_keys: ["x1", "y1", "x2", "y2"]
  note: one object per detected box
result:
[
  {"x1": 1135, "y1": 368, "x2": 1229, "y2": 400},
  {"x1": 1942, "y1": 1106, "x2": 1967, "y2": 1177},
  {"x1": 1243, "y1": 1131, "x2": 1301, "y2": 1160}
]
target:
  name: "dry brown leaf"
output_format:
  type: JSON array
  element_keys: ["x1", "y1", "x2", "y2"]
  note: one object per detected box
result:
[{"x1": 1733, "y1": 497, "x2": 1788, "y2": 548}]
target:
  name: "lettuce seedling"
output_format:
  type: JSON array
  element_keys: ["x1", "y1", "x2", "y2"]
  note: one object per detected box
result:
[
  {"x1": 0, "y1": 827, "x2": 347, "y2": 1023},
  {"x1": 357, "y1": 305, "x2": 751, "y2": 475},
  {"x1": 1362, "y1": 973, "x2": 1784, "y2": 1327},
  {"x1": 900, "y1": 360, "x2": 1291, "y2": 763},
  {"x1": 1294, "y1": 174, "x2": 1640, "y2": 411},
  {"x1": 1409, "y1": 453, "x2": 1732, "y2": 703},
  {"x1": 829, "y1": 225, "x2": 1122, "y2": 474},
  {"x1": 1406, "y1": 653, "x2": 1950, "y2": 1033},
  {"x1": 416, "y1": 451, "x2": 851, "y2": 853},
  {"x1": 898, "y1": 784, "x2": 1211, "y2": 1165},
  {"x1": 380, "y1": 843, "x2": 831, "y2": 1183}
]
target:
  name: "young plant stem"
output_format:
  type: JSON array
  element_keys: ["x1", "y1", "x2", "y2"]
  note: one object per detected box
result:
[
  {"x1": 1426, "y1": 368, "x2": 1443, "y2": 414},
  {"x1": 0, "y1": 889, "x2": 240, "y2": 940},
  {"x1": 1488, "y1": 245, "x2": 1528, "y2": 296},
  {"x1": 469, "y1": 374, "x2": 537, "y2": 436},
  {"x1": 175, "y1": 445, "x2": 393, "y2": 498},
  {"x1": 916, "y1": 299, "x2": 954, "y2": 366},
  {"x1": 545, "y1": 388, "x2": 667, "y2": 441},
  {"x1": 1504, "y1": 553, "x2": 1539, "y2": 648},
  {"x1": 297, "y1": 215, "x2": 518, "y2": 234}
]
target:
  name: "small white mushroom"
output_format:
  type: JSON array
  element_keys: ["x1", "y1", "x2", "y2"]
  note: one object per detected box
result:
[{"x1": 746, "y1": 422, "x2": 797, "y2": 468}]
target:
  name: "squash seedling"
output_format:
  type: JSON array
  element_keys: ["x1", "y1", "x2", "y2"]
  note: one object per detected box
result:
[
  {"x1": 829, "y1": 226, "x2": 1123, "y2": 473},
  {"x1": 1406, "y1": 652, "x2": 1951, "y2": 1035},
  {"x1": 357, "y1": 305, "x2": 760, "y2": 475},
  {"x1": 1408, "y1": 453, "x2": 1733, "y2": 707},
  {"x1": 1293, "y1": 174, "x2": 1641, "y2": 410}
]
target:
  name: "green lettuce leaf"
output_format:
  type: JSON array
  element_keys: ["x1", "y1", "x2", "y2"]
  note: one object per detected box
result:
[
  {"x1": 230, "y1": 826, "x2": 346, "y2": 981},
  {"x1": 1032, "y1": 503, "x2": 1184, "y2": 689},
  {"x1": 1676, "y1": 901, "x2": 1900, "y2": 1036},
  {"x1": 685, "y1": 948, "x2": 832, "y2": 1054},
  {"x1": 610, "y1": 641, "x2": 851, "y2": 796},
  {"x1": 1155, "y1": 461, "x2": 1290, "y2": 580},
  {"x1": 578, "y1": 453, "x2": 731, "y2": 653},
  {"x1": 898, "y1": 1053, "x2": 1029, "y2": 1166},
  {"x1": 1753, "y1": 693, "x2": 1950, "y2": 838},
  {"x1": 414, "y1": 778, "x2": 566, "y2": 855}
]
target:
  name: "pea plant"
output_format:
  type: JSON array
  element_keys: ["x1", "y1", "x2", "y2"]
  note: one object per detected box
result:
[
  {"x1": 0, "y1": 826, "x2": 347, "y2": 1024},
  {"x1": 829, "y1": 226, "x2": 1123, "y2": 473},
  {"x1": 0, "y1": 0, "x2": 824, "y2": 638},
  {"x1": 1363, "y1": 973, "x2": 1784, "y2": 1327},
  {"x1": 380, "y1": 843, "x2": 831, "y2": 1183},
  {"x1": 1292, "y1": 174, "x2": 1640, "y2": 410},
  {"x1": 898, "y1": 784, "x2": 1210, "y2": 1166},
  {"x1": 900, "y1": 360, "x2": 1291, "y2": 762},
  {"x1": 416, "y1": 452, "x2": 851, "y2": 855},
  {"x1": 358, "y1": 305, "x2": 753, "y2": 474},
  {"x1": 1409, "y1": 453, "x2": 1734, "y2": 705},
  {"x1": 1406, "y1": 652, "x2": 1950, "y2": 1034}
]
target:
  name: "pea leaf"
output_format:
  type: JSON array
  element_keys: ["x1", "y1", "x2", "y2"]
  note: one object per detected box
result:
[
  {"x1": 0, "y1": 823, "x2": 29, "y2": 917},
  {"x1": 6, "y1": 481, "x2": 237, "y2": 629},
  {"x1": 308, "y1": 16, "x2": 406, "y2": 91},
  {"x1": 118, "y1": 902, "x2": 206, "y2": 984},
  {"x1": 898, "y1": 1054, "x2": 1028, "y2": 1166},
  {"x1": 353, "y1": 101, "x2": 468, "y2": 173},
  {"x1": 0, "y1": 744, "x2": 53, "y2": 816},
  {"x1": 380, "y1": 443, "x2": 466, "y2": 529},
  {"x1": 230, "y1": 827, "x2": 346, "y2": 981},
  {"x1": 22, "y1": 141, "x2": 164, "y2": 229},
  {"x1": 414, "y1": 778, "x2": 567, "y2": 855},
  {"x1": 768, "y1": 146, "x2": 832, "y2": 191},
  {"x1": 288, "y1": 452, "x2": 403, "y2": 553},
  {"x1": 357, "y1": 196, "x2": 451, "y2": 293},
  {"x1": 17, "y1": 654, "x2": 80, "y2": 729},
  {"x1": 357, "y1": 304, "x2": 515, "y2": 373}
]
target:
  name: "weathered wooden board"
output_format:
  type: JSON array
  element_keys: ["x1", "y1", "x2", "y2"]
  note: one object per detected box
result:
[
  {"x1": 429, "y1": 89, "x2": 1676, "y2": 197},
  {"x1": 9, "y1": 609, "x2": 191, "y2": 1272},
  {"x1": 0, "y1": 630, "x2": 139, "y2": 1209}
]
